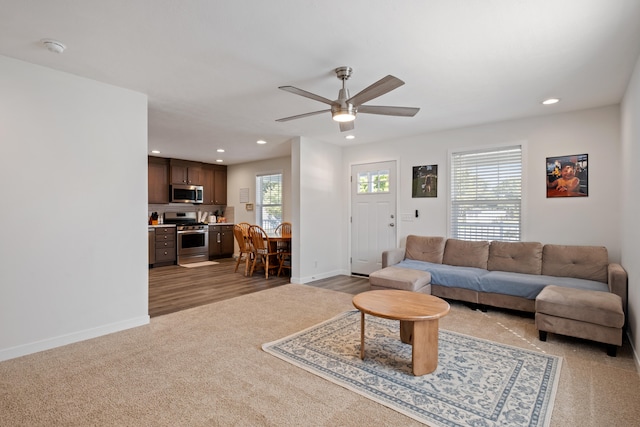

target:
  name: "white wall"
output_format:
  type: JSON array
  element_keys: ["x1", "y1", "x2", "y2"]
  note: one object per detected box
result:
[
  {"x1": 227, "y1": 155, "x2": 292, "y2": 226},
  {"x1": 0, "y1": 56, "x2": 149, "y2": 361},
  {"x1": 343, "y1": 105, "x2": 622, "y2": 261},
  {"x1": 621, "y1": 54, "x2": 640, "y2": 360},
  {"x1": 296, "y1": 137, "x2": 346, "y2": 283}
]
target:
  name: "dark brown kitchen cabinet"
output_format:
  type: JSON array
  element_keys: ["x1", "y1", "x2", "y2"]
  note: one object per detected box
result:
[
  {"x1": 202, "y1": 165, "x2": 215, "y2": 205},
  {"x1": 170, "y1": 159, "x2": 203, "y2": 185},
  {"x1": 153, "y1": 227, "x2": 176, "y2": 266},
  {"x1": 202, "y1": 164, "x2": 227, "y2": 205},
  {"x1": 209, "y1": 225, "x2": 234, "y2": 259},
  {"x1": 148, "y1": 156, "x2": 170, "y2": 204},
  {"x1": 214, "y1": 166, "x2": 227, "y2": 205},
  {"x1": 148, "y1": 227, "x2": 155, "y2": 265}
]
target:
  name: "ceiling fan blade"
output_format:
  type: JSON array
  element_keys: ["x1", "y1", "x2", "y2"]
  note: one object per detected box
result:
[
  {"x1": 278, "y1": 86, "x2": 336, "y2": 106},
  {"x1": 275, "y1": 109, "x2": 330, "y2": 122},
  {"x1": 347, "y1": 75, "x2": 405, "y2": 107},
  {"x1": 339, "y1": 121, "x2": 355, "y2": 132},
  {"x1": 357, "y1": 105, "x2": 420, "y2": 117}
]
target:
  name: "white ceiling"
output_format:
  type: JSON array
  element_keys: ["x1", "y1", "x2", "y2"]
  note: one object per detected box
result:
[{"x1": 1, "y1": 1, "x2": 640, "y2": 165}]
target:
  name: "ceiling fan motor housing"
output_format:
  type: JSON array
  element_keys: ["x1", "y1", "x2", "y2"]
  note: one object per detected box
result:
[{"x1": 332, "y1": 88, "x2": 356, "y2": 122}]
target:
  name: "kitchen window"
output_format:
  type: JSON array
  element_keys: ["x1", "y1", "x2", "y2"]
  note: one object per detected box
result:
[
  {"x1": 450, "y1": 145, "x2": 522, "y2": 241},
  {"x1": 256, "y1": 173, "x2": 283, "y2": 233}
]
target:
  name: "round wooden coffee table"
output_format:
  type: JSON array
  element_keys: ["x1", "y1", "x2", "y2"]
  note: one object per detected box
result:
[{"x1": 352, "y1": 289, "x2": 450, "y2": 376}]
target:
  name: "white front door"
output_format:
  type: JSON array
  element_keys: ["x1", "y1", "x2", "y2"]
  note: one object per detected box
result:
[{"x1": 350, "y1": 161, "x2": 397, "y2": 276}]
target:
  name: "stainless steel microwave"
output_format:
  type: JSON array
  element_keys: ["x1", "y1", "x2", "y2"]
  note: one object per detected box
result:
[{"x1": 170, "y1": 184, "x2": 204, "y2": 204}]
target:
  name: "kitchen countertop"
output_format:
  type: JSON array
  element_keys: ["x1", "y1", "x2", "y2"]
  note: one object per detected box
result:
[{"x1": 148, "y1": 223, "x2": 236, "y2": 228}]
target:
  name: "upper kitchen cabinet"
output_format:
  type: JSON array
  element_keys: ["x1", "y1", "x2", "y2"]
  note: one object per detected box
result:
[
  {"x1": 214, "y1": 165, "x2": 227, "y2": 205},
  {"x1": 203, "y1": 164, "x2": 227, "y2": 205},
  {"x1": 170, "y1": 159, "x2": 203, "y2": 185},
  {"x1": 148, "y1": 156, "x2": 170, "y2": 204}
]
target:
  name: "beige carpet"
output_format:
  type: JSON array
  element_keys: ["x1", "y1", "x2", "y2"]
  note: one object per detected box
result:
[{"x1": 1, "y1": 284, "x2": 639, "y2": 426}]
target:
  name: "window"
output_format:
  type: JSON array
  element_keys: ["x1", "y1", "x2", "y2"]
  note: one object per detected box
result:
[
  {"x1": 256, "y1": 173, "x2": 283, "y2": 233},
  {"x1": 450, "y1": 145, "x2": 522, "y2": 241},
  {"x1": 357, "y1": 169, "x2": 390, "y2": 194}
]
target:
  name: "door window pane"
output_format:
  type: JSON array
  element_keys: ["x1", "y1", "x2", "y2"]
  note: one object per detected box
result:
[{"x1": 357, "y1": 170, "x2": 389, "y2": 194}]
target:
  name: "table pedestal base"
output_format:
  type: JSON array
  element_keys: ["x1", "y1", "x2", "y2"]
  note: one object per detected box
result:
[{"x1": 360, "y1": 315, "x2": 440, "y2": 376}]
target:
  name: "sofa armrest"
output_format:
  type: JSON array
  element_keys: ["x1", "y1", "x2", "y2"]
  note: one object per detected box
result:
[
  {"x1": 383, "y1": 248, "x2": 406, "y2": 268},
  {"x1": 608, "y1": 263, "x2": 628, "y2": 315}
]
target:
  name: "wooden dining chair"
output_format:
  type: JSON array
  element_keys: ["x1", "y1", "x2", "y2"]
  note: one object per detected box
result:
[
  {"x1": 275, "y1": 222, "x2": 292, "y2": 277},
  {"x1": 233, "y1": 223, "x2": 253, "y2": 276},
  {"x1": 248, "y1": 225, "x2": 279, "y2": 279},
  {"x1": 236, "y1": 222, "x2": 252, "y2": 249},
  {"x1": 274, "y1": 222, "x2": 292, "y2": 237}
]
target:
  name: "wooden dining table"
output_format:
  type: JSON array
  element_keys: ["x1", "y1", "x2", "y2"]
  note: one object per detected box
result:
[
  {"x1": 267, "y1": 233, "x2": 291, "y2": 245},
  {"x1": 267, "y1": 233, "x2": 291, "y2": 275}
]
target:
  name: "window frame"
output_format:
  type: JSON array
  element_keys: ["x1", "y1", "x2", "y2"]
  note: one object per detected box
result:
[{"x1": 255, "y1": 172, "x2": 283, "y2": 234}]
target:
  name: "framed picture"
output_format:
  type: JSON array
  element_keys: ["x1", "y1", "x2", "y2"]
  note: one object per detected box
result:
[
  {"x1": 412, "y1": 165, "x2": 438, "y2": 198},
  {"x1": 546, "y1": 154, "x2": 588, "y2": 197}
]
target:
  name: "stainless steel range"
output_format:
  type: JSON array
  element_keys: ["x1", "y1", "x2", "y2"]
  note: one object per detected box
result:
[{"x1": 164, "y1": 212, "x2": 209, "y2": 265}]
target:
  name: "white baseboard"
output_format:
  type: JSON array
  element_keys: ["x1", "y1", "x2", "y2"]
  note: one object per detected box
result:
[
  {"x1": 294, "y1": 268, "x2": 352, "y2": 284},
  {"x1": 0, "y1": 315, "x2": 150, "y2": 362},
  {"x1": 626, "y1": 330, "x2": 640, "y2": 375}
]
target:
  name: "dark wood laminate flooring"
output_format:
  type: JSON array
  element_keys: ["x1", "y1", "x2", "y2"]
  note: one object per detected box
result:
[{"x1": 149, "y1": 258, "x2": 370, "y2": 317}]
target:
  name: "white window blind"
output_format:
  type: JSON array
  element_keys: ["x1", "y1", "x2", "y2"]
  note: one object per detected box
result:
[
  {"x1": 256, "y1": 173, "x2": 283, "y2": 233},
  {"x1": 450, "y1": 146, "x2": 522, "y2": 241}
]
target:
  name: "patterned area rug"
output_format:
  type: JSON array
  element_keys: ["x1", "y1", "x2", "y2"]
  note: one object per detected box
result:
[{"x1": 263, "y1": 311, "x2": 562, "y2": 427}]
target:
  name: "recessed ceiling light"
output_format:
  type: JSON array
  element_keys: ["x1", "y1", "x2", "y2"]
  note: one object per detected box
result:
[
  {"x1": 216, "y1": 159, "x2": 224, "y2": 163},
  {"x1": 345, "y1": 135, "x2": 355, "y2": 140},
  {"x1": 217, "y1": 149, "x2": 225, "y2": 153},
  {"x1": 542, "y1": 98, "x2": 560, "y2": 105},
  {"x1": 257, "y1": 140, "x2": 267, "y2": 145},
  {"x1": 41, "y1": 39, "x2": 66, "y2": 54},
  {"x1": 151, "y1": 150, "x2": 160, "y2": 154}
]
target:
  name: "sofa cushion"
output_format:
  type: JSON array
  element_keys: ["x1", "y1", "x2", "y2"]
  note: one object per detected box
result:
[
  {"x1": 542, "y1": 244, "x2": 608, "y2": 283},
  {"x1": 405, "y1": 235, "x2": 446, "y2": 264},
  {"x1": 369, "y1": 266, "x2": 431, "y2": 292},
  {"x1": 488, "y1": 241, "x2": 543, "y2": 275},
  {"x1": 479, "y1": 271, "x2": 610, "y2": 299},
  {"x1": 396, "y1": 260, "x2": 489, "y2": 291},
  {"x1": 536, "y1": 285, "x2": 624, "y2": 328},
  {"x1": 442, "y1": 239, "x2": 489, "y2": 269}
]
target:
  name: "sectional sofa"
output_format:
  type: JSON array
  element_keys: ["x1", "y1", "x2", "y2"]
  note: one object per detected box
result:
[{"x1": 370, "y1": 235, "x2": 627, "y2": 354}]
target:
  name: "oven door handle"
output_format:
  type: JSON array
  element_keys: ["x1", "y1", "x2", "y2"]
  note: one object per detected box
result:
[{"x1": 177, "y1": 229, "x2": 208, "y2": 234}]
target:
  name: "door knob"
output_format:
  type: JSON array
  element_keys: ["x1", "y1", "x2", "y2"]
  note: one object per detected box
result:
[{"x1": 389, "y1": 223, "x2": 395, "y2": 227}]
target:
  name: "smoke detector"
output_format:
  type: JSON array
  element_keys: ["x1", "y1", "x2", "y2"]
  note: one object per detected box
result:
[{"x1": 41, "y1": 39, "x2": 66, "y2": 54}]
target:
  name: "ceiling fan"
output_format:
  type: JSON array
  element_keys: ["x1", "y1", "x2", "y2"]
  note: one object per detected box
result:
[{"x1": 276, "y1": 66, "x2": 420, "y2": 132}]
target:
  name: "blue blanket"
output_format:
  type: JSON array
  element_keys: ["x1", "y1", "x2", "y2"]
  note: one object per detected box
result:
[{"x1": 395, "y1": 259, "x2": 609, "y2": 299}]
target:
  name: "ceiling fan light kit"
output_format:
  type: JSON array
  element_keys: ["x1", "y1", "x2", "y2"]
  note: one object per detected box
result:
[
  {"x1": 277, "y1": 66, "x2": 419, "y2": 131},
  {"x1": 331, "y1": 107, "x2": 356, "y2": 122}
]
